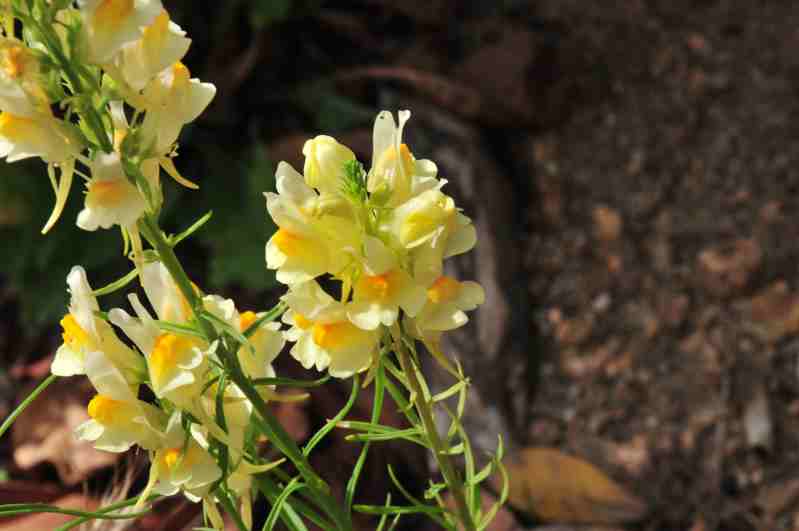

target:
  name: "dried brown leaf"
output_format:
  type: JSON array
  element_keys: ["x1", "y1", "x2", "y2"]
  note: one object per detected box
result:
[
  {"x1": 12, "y1": 377, "x2": 118, "y2": 485},
  {"x1": 503, "y1": 447, "x2": 648, "y2": 524}
]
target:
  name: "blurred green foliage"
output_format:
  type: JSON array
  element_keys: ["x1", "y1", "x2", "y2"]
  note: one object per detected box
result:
[{"x1": 0, "y1": 160, "x2": 124, "y2": 334}]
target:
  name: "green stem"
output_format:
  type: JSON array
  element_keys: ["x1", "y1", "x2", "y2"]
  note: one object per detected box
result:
[
  {"x1": 0, "y1": 374, "x2": 56, "y2": 440},
  {"x1": 390, "y1": 324, "x2": 476, "y2": 531},
  {"x1": 217, "y1": 490, "x2": 248, "y2": 531},
  {"x1": 138, "y1": 214, "x2": 351, "y2": 531},
  {"x1": 26, "y1": 16, "x2": 112, "y2": 152}
]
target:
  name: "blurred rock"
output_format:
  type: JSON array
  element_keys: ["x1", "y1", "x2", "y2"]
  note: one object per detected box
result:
[{"x1": 743, "y1": 384, "x2": 772, "y2": 450}]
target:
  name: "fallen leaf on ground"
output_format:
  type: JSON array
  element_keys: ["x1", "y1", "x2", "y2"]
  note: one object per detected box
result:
[
  {"x1": 12, "y1": 376, "x2": 118, "y2": 484},
  {"x1": 500, "y1": 447, "x2": 648, "y2": 524}
]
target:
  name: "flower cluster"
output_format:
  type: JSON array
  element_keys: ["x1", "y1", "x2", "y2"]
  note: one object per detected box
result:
[
  {"x1": 0, "y1": 0, "x2": 213, "y2": 241},
  {"x1": 268, "y1": 110, "x2": 485, "y2": 378},
  {"x1": 54, "y1": 260, "x2": 283, "y2": 527}
]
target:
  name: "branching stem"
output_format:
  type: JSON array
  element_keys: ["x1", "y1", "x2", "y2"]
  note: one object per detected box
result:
[{"x1": 390, "y1": 323, "x2": 476, "y2": 531}]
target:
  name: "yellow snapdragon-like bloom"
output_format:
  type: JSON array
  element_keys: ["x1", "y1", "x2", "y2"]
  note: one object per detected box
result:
[
  {"x1": 76, "y1": 153, "x2": 158, "y2": 231},
  {"x1": 383, "y1": 185, "x2": 477, "y2": 285},
  {"x1": 139, "y1": 61, "x2": 216, "y2": 154},
  {"x1": 0, "y1": 112, "x2": 80, "y2": 163},
  {"x1": 283, "y1": 281, "x2": 379, "y2": 378},
  {"x1": 404, "y1": 275, "x2": 484, "y2": 374},
  {"x1": 115, "y1": 10, "x2": 191, "y2": 91},
  {"x1": 51, "y1": 266, "x2": 145, "y2": 382},
  {"x1": 265, "y1": 162, "x2": 360, "y2": 285},
  {"x1": 147, "y1": 413, "x2": 221, "y2": 501},
  {"x1": 302, "y1": 135, "x2": 355, "y2": 196},
  {"x1": 0, "y1": 38, "x2": 49, "y2": 117},
  {"x1": 198, "y1": 380, "x2": 252, "y2": 455},
  {"x1": 81, "y1": 0, "x2": 163, "y2": 63},
  {"x1": 410, "y1": 275, "x2": 485, "y2": 333},
  {"x1": 109, "y1": 262, "x2": 207, "y2": 405},
  {"x1": 237, "y1": 310, "x2": 284, "y2": 380},
  {"x1": 367, "y1": 110, "x2": 440, "y2": 207},
  {"x1": 75, "y1": 350, "x2": 164, "y2": 452},
  {"x1": 148, "y1": 332, "x2": 205, "y2": 399},
  {"x1": 202, "y1": 294, "x2": 284, "y2": 381},
  {"x1": 347, "y1": 236, "x2": 426, "y2": 330}
]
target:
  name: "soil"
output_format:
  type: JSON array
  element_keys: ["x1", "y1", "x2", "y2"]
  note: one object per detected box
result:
[{"x1": 511, "y1": 2, "x2": 799, "y2": 530}]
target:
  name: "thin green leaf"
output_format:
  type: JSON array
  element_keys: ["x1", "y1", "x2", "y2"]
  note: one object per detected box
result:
[
  {"x1": 244, "y1": 301, "x2": 287, "y2": 338},
  {"x1": 442, "y1": 402, "x2": 485, "y2": 523},
  {"x1": 382, "y1": 356, "x2": 409, "y2": 388},
  {"x1": 303, "y1": 374, "x2": 359, "y2": 456},
  {"x1": 386, "y1": 465, "x2": 448, "y2": 528},
  {"x1": 214, "y1": 373, "x2": 230, "y2": 483},
  {"x1": 91, "y1": 268, "x2": 138, "y2": 296},
  {"x1": 345, "y1": 431, "x2": 427, "y2": 446},
  {"x1": 447, "y1": 368, "x2": 469, "y2": 441},
  {"x1": 439, "y1": 442, "x2": 464, "y2": 455},
  {"x1": 431, "y1": 379, "x2": 468, "y2": 404},
  {"x1": 217, "y1": 488, "x2": 248, "y2": 531},
  {"x1": 354, "y1": 504, "x2": 446, "y2": 517},
  {"x1": 478, "y1": 436, "x2": 509, "y2": 531},
  {"x1": 56, "y1": 495, "x2": 160, "y2": 531},
  {"x1": 255, "y1": 475, "x2": 325, "y2": 531},
  {"x1": 0, "y1": 374, "x2": 56, "y2": 440},
  {"x1": 375, "y1": 494, "x2": 392, "y2": 531},
  {"x1": 252, "y1": 374, "x2": 330, "y2": 388},
  {"x1": 154, "y1": 319, "x2": 206, "y2": 340},
  {"x1": 170, "y1": 210, "x2": 213, "y2": 247},
  {"x1": 383, "y1": 375, "x2": 420, "y2": 424},
  {"x1": 345, "y1": 360, "x2": 385, "y2": 511},
  {"x1": 0, "y1": 503, "x2": 147, "y2": 521},
  {"x1": 263, "y1": 477, "x2": 305, "y2": 531}
]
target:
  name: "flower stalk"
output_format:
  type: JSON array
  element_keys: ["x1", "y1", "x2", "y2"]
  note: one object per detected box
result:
[
  {"x1": 391, "y1": 323, "x2": 477, "y2": 531},
  {"x1": 138, "y1": 214, "x2": 351, "y2": 530}
]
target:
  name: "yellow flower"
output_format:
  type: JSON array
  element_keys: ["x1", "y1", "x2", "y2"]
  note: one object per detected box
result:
[
  {"x1": 382, "y1": 185, "x2": 477, "y2": 285},
  {"x1": 0, "y1": 112, "x2": 80, "y2": 163},
  {"x1": 265, "y1": 162, "x2": 360, "y2": 285},
  {"x1": 408, "y1": 275, "x2": 485, "y2": 334},
  {"x1": 347, "y1": 236, "x2": 426, "y2": 330},
  {"x1": 282, "y1": 281, "x2": 379, "y2": 378},
  {"x1": 109, "y1": 262, "x2": 207, "y2": 406},
  {"x1": 76, "y1": 153, "x2": 157, "y2": 231},
  {"x1": 51, "y1": 266, "x2": 145, "y2": 382},
  {"x1": 237, "y1": 310, "x2": 284, "y2": 380},
  {"x1": 0, "y1": 38, "x2": 49, "y2": 117},
  {"x1": 148, "y1": 413, "x2": 221, "y2": 500},
  {"x1": 81, "y1": 0, "x2": 163, "y2": 63},
  {"x1": 368, "y1": 110, "x2": 439, "y2": 206},
  {"x1": 302, "y1": 135, "x2": 355, "y2": 195},
  {"x1": 75, "y1": 351, "x2": 165, "y2": 452},
  {"x1": 115, "y1": 10, "x2": 191, "y2": 91},
  {"x1": 139, "y1": 61, "x2": 216, "y2": 154}
]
